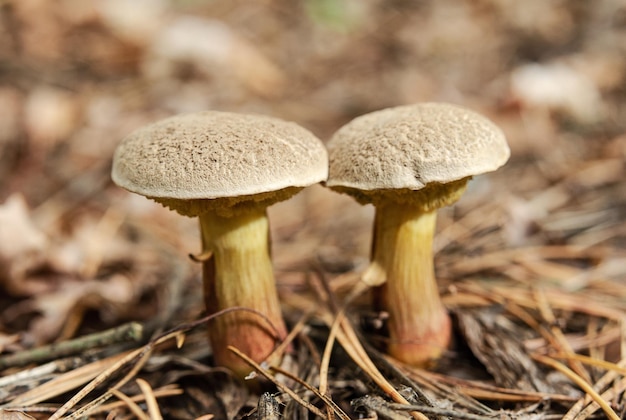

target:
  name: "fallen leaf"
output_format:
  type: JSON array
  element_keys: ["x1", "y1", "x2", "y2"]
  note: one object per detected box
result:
[{"x1": 0, "y1": 194, "x2": 48, "y2": 295}]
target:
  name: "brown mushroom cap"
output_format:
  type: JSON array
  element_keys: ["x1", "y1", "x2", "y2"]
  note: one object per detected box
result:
[
  {"x1": 326, "y1": 102, "x2": 510, "y2": 195},
  {"x1": 112, "y1": 111, "x2": 328, "y2": 216}
]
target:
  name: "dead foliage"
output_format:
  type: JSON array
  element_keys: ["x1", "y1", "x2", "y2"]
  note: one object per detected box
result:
[{"x1": 1, "y1": 0, "x2": 626, "y2": 419}]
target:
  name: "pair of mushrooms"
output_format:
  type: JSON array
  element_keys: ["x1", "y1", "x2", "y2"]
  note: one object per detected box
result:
[{"x1": 111, "y1": 103, "x2": 509, "y2": 378}]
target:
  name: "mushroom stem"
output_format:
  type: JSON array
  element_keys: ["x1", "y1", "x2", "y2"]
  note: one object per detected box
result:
[
  {"x1": 199, "y1": 208, "x2": 287, "y2": 378},
  {"x1": 370, "y1": 203, "x2": 451, "y2": 366}
]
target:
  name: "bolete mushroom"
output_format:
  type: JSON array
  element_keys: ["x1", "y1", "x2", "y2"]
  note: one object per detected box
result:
[
  {"x1": 112, "y1": 111, "x2": 328, "y2": 378},
  {"x1": 325, "y1": 102, "x2": 509, "y2": 366}
]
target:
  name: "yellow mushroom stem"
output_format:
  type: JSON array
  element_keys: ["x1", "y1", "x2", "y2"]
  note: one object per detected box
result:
[
  {"x1": 369, "y1": 203, "x2": 451, "y2": 367},
  {"x1": 199, "y1": 208, "x2": 287, "y2": 378}
]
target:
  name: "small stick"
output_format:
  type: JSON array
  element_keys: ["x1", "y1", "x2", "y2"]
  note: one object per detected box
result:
[
  {"x1": 575, "y1": 377, "x2": 626, "y2": 419},
  {"x1": 0, "y1": 322, "x2": 144, "y2": 370},
  {"x1": 388, "y1": 401, "x2": 500, "y2": 420},
  {"x1": 533, "y1": 288, "x2": 591, "y2": 383},
  {"x1": 319, "y1": 307, "x2": 343, "y2": 397},
  {"x1": 353, "y1": 395, "x2": 418, "y2": 420},
  {"x1": 310, "y1": 267, "x2": 428, "y2": 420},
  {"x1": 52, "y1": 308, "x2": 261, "y2": 419},
  {"x1": 86, "y1": 386, "x2": 182, "y2": 417},
  {"x1": 136, "y1": 378, "x2": 162, "y2": 420},
  {"x1": 227, "y1": 346, "x2": 327, "y2": 418},
  {"x1": 0, "y1": 359, "x2": 68, "y2": 388},
  {"x1": 270, "y1": 364, "x2": 351, "y2": 420},
  {"x1": 265, "y1": 308, "x2": 313, "y2": 364},
  {"x1": 110, "y1": 389, "x2": 149, "y2": 420},
  {"x1": 52, "y1": 341, "x2": 154, "y2": 420},
  {"x1": 358, "y1": 394, "x2": 500, "y2": 420},
  {"x1": 533, "y1": 353, "x2": 620, "y2": 420},
  {"x1": 7, "y1": 352, "x2": 131, "y2": 407}
]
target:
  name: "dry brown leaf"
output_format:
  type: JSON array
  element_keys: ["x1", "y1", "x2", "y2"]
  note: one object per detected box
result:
[
  {"x1": 16, "y1": 274, "x2": 136, "y2": 344},
  {"x1": 0, "y1": 194, "x2": 48, "y2": 296},
  {"x1": 143, "y1": 15, "x2": 285, "y2": 98},
  {"x1": 0, "y1": 410, "x2": 36, "y2": 420}
]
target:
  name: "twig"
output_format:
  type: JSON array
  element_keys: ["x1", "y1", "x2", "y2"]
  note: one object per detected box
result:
[
  {"x1": 413, "y1": 369, "x2": 575, "y2": 404},
  {"x1": 553, "y1": 353, "x2": 626, "y2": 376},
  {"x1": 0, "y1": 322, "x2": 144, "y2": 370},
  {"x1": 563, "y1": 376, "x2": 626, "y2": 419},
  {"x1": 329, "y1": 307, "x2": 428, "y2": 420},
  {"x1": 0, "y1": 357, "x2": 76, "y2": 388},
  {"x1": 557, "y1": 355, "x2": 626, "y2": 420},
  {"x1": 270, "y1": 364, "x2": 351, "y2": 420},
  {"x1": 266, "y1": 308, "x2": 313, "y2": 364},
  {"x1": 87, "y1": 386, "x2": 182, "y2": 417},
  {"x1": 364, "y1": 345, "x2": 446, "y2": 413},
  {"x1": 575, "y1": 377, "x2": 626, "y2": 419},
  {"x1": 5, "y1": 352, "x2": 131, "y2": 407},
  {"x1": 319, "y1": 306, "x2": 343, "y2": 396},
  {"x1": 388, "y1": 401, "x2": 502, "y2": 420},
  {"x1": 352, "y1": 394, "x2": 408, "y2": 420},
  {"x1": 227, "y1": 346, "x2": 327, "y2": 418},
  {"x1": 53, "y1": 339, "x2": 156, "y2": 420},
  {"x1": 110, "y1": 389, "x2": 150, "y2": 420},
  {"x1": 532, "y1": 354, "x2": 620, "y2": 420},
  {"x1": 355, "y1": 394, "x2": 502, "y2": 420},
  {"x1": 533, "y1": 288, "x2": 591, "y2": 383},
  {"x1": 49, "y1": 307, "x2": 272, "y2": 419},
  {"x1": 137, "y1": 378, "x2": 162, "y2": 420},
  {"x1": 310, "y1": 268, "x2": 428, "y2": 420}
]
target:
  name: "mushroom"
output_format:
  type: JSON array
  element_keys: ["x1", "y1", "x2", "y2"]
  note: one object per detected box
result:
[
  {"x1": 111, "y1": 111, "x2": 328, "y2": 377},
  {"x1": 325, "y1": 102, "x2": 509, "y2": 366}
]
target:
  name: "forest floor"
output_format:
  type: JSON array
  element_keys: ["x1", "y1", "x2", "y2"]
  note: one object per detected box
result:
[{"x1": 1, "y1": 1, "x2": 626, "y2": 419}]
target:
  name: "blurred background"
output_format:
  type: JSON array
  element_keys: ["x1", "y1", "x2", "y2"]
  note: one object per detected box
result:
[{"x1": 1, "y1": 0, "x2": 625, "y2": 370}]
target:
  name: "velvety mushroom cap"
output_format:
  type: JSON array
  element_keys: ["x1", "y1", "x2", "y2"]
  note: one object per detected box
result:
[
  {"x1": 327, "y1": 103, "x2": 509, "y2": 366},
  {"x1": 326, "y1": 102, "x2": 510, "y2": 205},
  {"x1": 111, "y1": 111, "x2": 328, "y2": 216}
]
